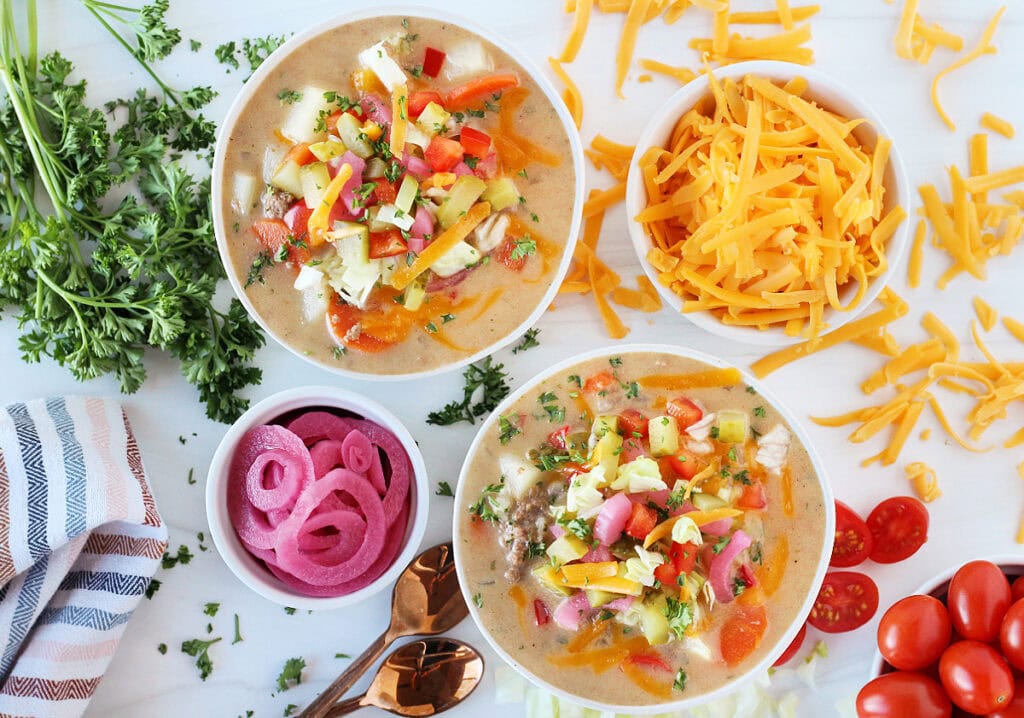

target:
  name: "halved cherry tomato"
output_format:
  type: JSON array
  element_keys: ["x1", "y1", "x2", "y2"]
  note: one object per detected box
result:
[
  {"x1": 948, "y1": 560, "x2": 1012, "y2": 642},
  {"x1": 666, "y1": 449, "x2": 700, "y2": 480},
  {"x1": 653, "y1": 563, "x2": 678, "y2": 587},
  {"x1": 494, "y1": 235, "x2": 528, "y2": 272},
  {"x1": 832, "y1": 500, "x2": 873, "y2": 568},
  {"x1": 720, "y1": 604, "x2": 768, "y2": 667},
  {"x1": 583, "y1": 371, "x2": 617, "y2": 394},
  {"x1": 326, "y1": 298, "x2": 392, "y2": 353},
  {"x1": 808, "y1": 571, "x2": 879, "y2": 633},
  {"x1": 533, "y1": 599, "x2": 550, "y2": 627},
  {"x1": 670, "y1": 541, "x2": 698, "y2": 575},
  {"x1": 408, "y1": 90, "x2": 444, "y2": 119},
  {"x1": 459, "y1": 126, "x2": 492, "y2": 159},
  {"x1": 737, "y1": 483, "x2": 768, "y2": 510},
  {"x1": 666, "y1": 397, "x2": 703, "y2": 429},
  {"x1": 877, "y1": 595, "x2": 952, "y2": 671},
  {"x1": 1012, "y1": 576, "x2": 1024, "y2": 603},
  {"x1": 618, "y1": 409, "x2": 649, "y2": 439},
  {"x1": 627, "y1": 652, "x2": 672, "y2": 672},
  {"x1": 624, "y1": 503, "x2": 658, "y2": 540},
  {"x1": 866, "y1": 496, "x2": 928, "y2": 564},
  {"x1": 547, "y1": 425, "x2": 569, "y2": 451},
  {"x1": 369, "y1": 229, "x2": 408, "y2": 259},
  {"x1": 772, "y1": 623, "x2": 806, "y2": 667},
  {"x1": 856, "y1": 671, "x2": 952, "y2": 718},
  {"x1": 370, "y1": 177, "x2": 398, "y2": 205},
  {"x1": 1000, "y1": 598, "x2": 1024, "y2": 671},
  {"x1": 252, "y1": 218, "x2": 310, "y2": 265},
  {"x1": 422, "y1": 46, "x2": 446, "y2": 78},
  {"x1": 424, "y1": 136, "x2": 464, "y2": 172},
  {"x1": 939, "y1": 640, "x2": 1015, "y2": 714},
  {"x1": 283, "y1": 142, "x2": 316, "y2": 166},
  {"x1": 990, "y1": 678, "x2": 1024, "y2": 718}
]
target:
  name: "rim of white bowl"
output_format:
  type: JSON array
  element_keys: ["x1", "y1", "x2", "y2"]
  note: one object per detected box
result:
[
  {"x1": 452, "y1": 343, "x2": 836, "y2": 714},
  {"x1": 868, "y1": 554, "x2": 1024, "y2": 678},
  {"x1": 210, "y1": 6, "x2": 585, "y2": 381},
  {"x1": 624, "y1": 60, "x2": 912, "y2": 347},
  {"x1": 205, "y1": 385, "x2": 429, "y2": 610}
]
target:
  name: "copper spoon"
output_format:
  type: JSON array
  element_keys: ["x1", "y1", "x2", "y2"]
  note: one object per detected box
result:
[
  {"x1": 323, "y1": 637, "x2": 484, "y2": 717},
  {"x1": 299, "y1": 543, "x2": 469, "y2": 718}
]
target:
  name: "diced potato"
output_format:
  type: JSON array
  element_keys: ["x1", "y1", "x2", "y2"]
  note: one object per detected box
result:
[
  {"x1": 545, "y1": 534, "x2": 589, "y2": 567},
  {"x1": 403, "y1": 281, "x2": 426, "y2": 312},
  {"x1": 429, "y1": 240, "x2": 481, "y2": 278},
  {"x1": 648, "y1": 416, "x2": 680, "y2": 457},
  {"x1": 335, "y1": 112, "x2": 374, "y2": 159},
  {"x1": 269, "y1": 159, "x2": 304, "y2": 197},
  {"x1": 691, "y1": 492, "x2": 727, "y2": 512},
  {"x1": 589, "y1": 415, "x2": 619, "y2": 445},
  {"x1": 717, "y1": 410, "x2": 749, "y2": 444},
  {"x1": 309, "y1": 140, "x2": 347, "y2": 162},
  {"x1": 365, "y1": 157, "x2": 388, "y2": 179},
  {"x1": 436, "y1": 176, "x2": 487, "y2": 229},
  {"x1": 585, "y1": 589, "x2": 617, "y2": 608},
  {"x1": 442, "y1": 39, "x2": 494, "y2": 82},
  {"x1": 280, "y1": 86, "x2": 332, "y2": 144},
  {"x1": 403, "y1": 122, "x2": 431, "y2": 150},
  {"x1": 500, "y1": 454, "x2": 542, "y2": 499},
  {"x1": 416, "y1": 102, "x2": 451, "y2": 137},
  {"x1": 327, "y1": 221, "x2": 368, "y2": 243},
  {"x1": 231, "y1": 172, "x2": 258, "y2": 213},
  {"x1": 637, "y1": 597, "x2": 671, "y2": 646},
  {"x1": 357, "y1": 41, "x2": 407, "y2": 92},
  {"x1": 481, "y1": 177, "x2": 521, "y2": 212},
  {"x1": 376, "y1": 204, "x2": 415, "y2": 231},
  {"x1": 395, "y1": 175, "x2": 419, "y2": 215},
  {"x1": 590, "y1": 431, "x2": 623, "y2": 480},
  {"x1": 299, "y1": 162, "x2": 331, "y2": 209},
  {"x1": 532, "y1": 564, "x2": 573, "y2": 597}
]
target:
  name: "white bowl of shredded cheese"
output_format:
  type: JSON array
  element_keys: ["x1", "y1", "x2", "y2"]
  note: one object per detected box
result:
[{"x1": 625, "y1": 60, "x2": 911, "y2": 347}]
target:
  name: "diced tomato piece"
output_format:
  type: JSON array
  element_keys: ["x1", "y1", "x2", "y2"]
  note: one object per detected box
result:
[
  {"x1": 408, "y1": 90, "x2": 444, "y2": 119},
  {"x1": 252, "y1": 218, "x2": 310, "y2": 265},
  {"x1": 624, "y1": 503, "x2": 658, "y2": 540},
  {"x1": 548, "y1": 425, "x2": 570, "y2": 451},
  {"x1": 739, "y1": 563, "x2": 757, "y2": 588},
  {"x1": 533, "y1": 599, "x2": 550, "y2": 627},
  {"x1": 326, "y1": 297, "x2": 392, "y2": 353},
  {"x1": 627, "y1": 652, "x2": 673, "y2": 673},
  {"x1": 283, "y1": 203, "x2": 314, "y2": 239},
  {"x1": 619, "y1": 409, "x2": 649, "y2": 438},
  {"x1": 371, "y1": 177, "x2": 398, "y2": 205},
  {"x1": 284, "y1": 142, "x2": 316, "y2": 167},
  {"x1": 494, "y1": 236, "x2": 528, "y2": 272},
  {"x1": 422, "y1": 46, "x2": 446, "y2": 78},
  {"x1": 720, "y1": 605, "x2": 769, "y2": 667},
  {"x1": 670, "y1": 541, "x2": 699, "y2": 575},
  {"x1": 653, "y1": 563, "x2": 678, "y2": 587},
  {"x1": 424, "y1": 136, "x2": 464, "y2": 172},
  {"x1": 583, "y1": 371, "x2": 616, "y2": 394},
  {"x1": 666, "y1": 397, "x2": 703, "y2": 429},
  {"x1": 666, "y1": 449, "x2": 701, "y2": 480},
  {"x1": 369, "y1": 229, "x2": 408, "y2": 259},
  {"x1": 459, "y1": 126, "x2": 492, "y2": 159},
  {"x1": 738, "y1": 483, "x2": 768, "y2": 510}
]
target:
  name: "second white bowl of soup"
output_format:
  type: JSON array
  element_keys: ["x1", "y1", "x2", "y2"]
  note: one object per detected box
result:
[
  {"x1": 212, "y1": 7, "x2": 584, "y2": 379},
  {"x1": 453, "y1": 344, "x2": 834, "y2": 713}
]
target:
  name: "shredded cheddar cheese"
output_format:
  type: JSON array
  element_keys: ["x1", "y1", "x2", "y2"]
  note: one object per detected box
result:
[
  {"x1": 973, "y1": 296, "x2": 998, "y2": 331},
  {"x1": 906, "y1": 462, "x2": 941, "y2": 502},
  {"x1": 548, "y1": 57, "x2": 584, "y2": 129},
  {"x1": 981, "y1": 112, "x2": 1016, "y2": 139},
  {"x1": 931, "y1": 6, "x2": 1006, "y2": 132},
  {"x1": 560, "y1": 0, "x2": 593, "y2": 62}
]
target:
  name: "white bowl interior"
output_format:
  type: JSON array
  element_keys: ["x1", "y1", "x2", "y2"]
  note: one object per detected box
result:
[
  {"x1": 625, "y1": 60, "x2": 911, "y2": 347},
  {"x1": 210, "y1": 5, "x2": 585, "y2": 381},
  {"x1": 205, "y1": 386, "x2": 428, "y2": 610},
  {"x1": 452, "y1": 343, "x2": 836, "y2": 714}
]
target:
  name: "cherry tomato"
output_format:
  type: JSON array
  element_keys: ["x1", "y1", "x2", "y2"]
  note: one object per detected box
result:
[
  {"x1": 939, "y1": 640, "x2": 1015, "y2": 714},
  {"x1": 720, "y1": 604, "x2": 768, "y2": 667},
  {"x1": 666, "y1": 397, "x2": 703, "y2": 429},
  {"x1": 865, "y1": 496, "x2": 929, "y2": 564},
  {"x1": 808, "y1": 571, "x2": 879, "y2": 633},
  {"x1": 1000, "y1": 598, "x2": 1024, "y2": 671},
  {"x1": 618, "y1": 409, "x2": 649, "y2": 439},
  {"x1": 948, "y1": 560, "x2": 1012, "y2": 642},
  {"x1": 832, "y1": 501, "x2": 873, "y2": 568},
  {"x1": 877, "y1": 595, "x2": 952, "y2": 671},
  {"x1": 856, "y1": 671, "x2": 952, "y2": 718},
  {"x1": 989, "y1": 678, "x2": 1024, "y2": 718},
  {"x1": 773, "y1": 623, "x2": 807, "y2": 667},
  {"x1": 1012, "y1": 576, "x2": 1024, "y2": 603}
]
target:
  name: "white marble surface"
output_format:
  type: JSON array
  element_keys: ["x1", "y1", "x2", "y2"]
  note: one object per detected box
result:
[{"x1": 3, "y1": 0, "x2": 1024, "y2": 715}]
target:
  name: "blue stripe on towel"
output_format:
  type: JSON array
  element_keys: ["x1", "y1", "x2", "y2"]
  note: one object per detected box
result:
[
  {"x1": 0, "y1": 555, "x2": 49, "y2": 679},
  {"x1": 6, "y1": 403, "x2": 48, "y2": 561},
  {"x1": 58, "y1": 571, "x2": 149, "y2": 597},
  {"x1": 37, "y1": 605, "x2": 131, "y2": 632},
  {"x1": 45, "y1": 398, "x2": 87, "y2": 539}
]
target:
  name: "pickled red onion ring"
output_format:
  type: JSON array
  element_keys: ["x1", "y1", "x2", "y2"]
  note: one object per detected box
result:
[
  {"x1": 309, "y1": 439, "x2": 345, "y2": 478},
  {"x1": 296, "y1": 509, "x2": 366, "y2": 561},
  {"x1": 246, "y1": 451, "x2": 310, "y2": 512},
  {"x1": 286, "y1": 411, "x2": 358, "y2": 445}
]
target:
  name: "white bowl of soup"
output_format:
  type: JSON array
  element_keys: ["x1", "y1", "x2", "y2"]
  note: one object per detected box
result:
[
  {"x1": 212, "y1": 7, "x2": 583, "y2": 379},
  {"x1": 453, "y1": 345, "x2": 834, "y2": 713},
  {"x1": 625, "y1": 61, "x2": 910, "y2": 347}
]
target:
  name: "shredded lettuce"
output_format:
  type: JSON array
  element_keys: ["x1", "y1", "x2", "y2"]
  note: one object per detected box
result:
[
  {"x1": 623, "y1": 545, "x2": 665, "y2": 587},
  {"x1": 671, "y1": 516, "x2": 703, "y2": 545},
  {"x1": 566, "y1": 467, "x2": 605, "y2": 515},
  {"x1": 610, "y1": 457, "x2": 667, "y2": 493}
]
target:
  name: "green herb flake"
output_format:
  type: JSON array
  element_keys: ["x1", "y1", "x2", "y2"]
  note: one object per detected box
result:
[
  {"x1": 435, "y1": 481, "x2": 455, "y2": 497},
  {"x1": 664, "y1": 597, "x2": 693, "y2": 639},
  {"x1": 673, "y1": 668, "x2": 687, "y2": 692},
  {"x1": 158, "y1": 642, "x2": 167, "y2": 654},
  {"x1": 276, "y1": 657, "x2": 306, "y2": 691},
  {"x1": 181, "y1": 637, "x2": 222, "y2": 681},
  {"x1": 513, "y1": 328, "x2": 541, "y2": 354},
  {"x1": 203, "y1": 602, "x2": 220, "y2": 617},
  {"x1": 510, "y1": 237, "x2": 537, "y2": 261},
  {"x1": 472, "y1": 593, "x2": 483, "y2": 608},
  {"x1": 498, "y1": 414, "x2": 521, "y2": 445},
  {"x1": 427, "y1": 357, "x2": 510, "y2": 426},
  {"x1": 277, "y1": 88, "x2": 303, "y2": 104},
  {"x1": 609, "y1": 356, "x2": 623, "y2": 367}
]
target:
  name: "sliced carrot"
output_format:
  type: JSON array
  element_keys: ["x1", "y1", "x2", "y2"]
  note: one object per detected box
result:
[
  {"x1": 445, "y1": 73, "x2": 521, "y2": 109},
  {"x1": 327, "y1": 299, "x2": 392, "y2": 354},
  {"x1": 284, "y1": 142, "x2": 316, "y2": 166}
]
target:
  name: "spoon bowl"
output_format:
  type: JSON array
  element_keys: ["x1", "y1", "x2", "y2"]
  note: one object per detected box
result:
[{"x1": 326, "y1": 638, "x2": 485, "y2": 717}]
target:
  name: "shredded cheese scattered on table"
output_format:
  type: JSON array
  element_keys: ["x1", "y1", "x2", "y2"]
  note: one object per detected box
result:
[{"x1": 906, "y1": 462, "x2": 942, "y2": 502}]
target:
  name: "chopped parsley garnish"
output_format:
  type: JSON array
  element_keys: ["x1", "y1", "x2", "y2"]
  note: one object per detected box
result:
[
  {"x1": 232, "y1": 614, "x2": 243, "y2": 644},
  {"x1": 727, "y1": 447, "x2": 738, "y2": 462},
  {"x1": 145, "y1": 578, "x2": 161, "y2": 599},
  {"x1": 468, "y1": 482, "x2": 503, "y2": 522},
  {"x1": 427, "y1": 357, "x2": 510, "y2": 426},
  {"x1": 162, "y1": 545, "x2": 194, "y2": 569},
  {"x1": 709, "y1": 426, "x2": 720, "y2": 439},
  {"x1": 472, "y1": 593, "x2": 483, "y2": 608},
  {"x1": 335, "y1": 653, "x2": 351, "y2": 659},
  {"x1": 526, "y1": 541, "x2": 548, "y2": 558},
  {"x1": 441, "y1": 313, "x2": 456, "y2": 323},
  {"x1": 424, "y1": 321, "x2": 438, "y2": 334},
  {"x1": 189, "y1": 39, "x2": 201, "y2": 52},
  {"x1": 753, "y1": 406, "x2": 767, "y2": 418},
  {"x1": 544, "y1": 404, "x2": 566, "y2": 423},
  {"x1": 215, "y1": 35, "x2": 286, "y2": 75},
  {"x1": 203, "y1": 602, "x2": 220, "y2": 617},
  {"x1": 666, "y1": 487, "x2": 687, "y2": 510},
  {"x1": 276, "y1": 657, "x2": 306, "y2": 691},
  {"x1": 750, "y1": 541, "x2": 764, "y2": 565},
  {"x1": 181, "y1": 637, "x2": 221, "y2": 681},
  {"x1": 509, "y1": 237, "x2": 537, "y2": 261},
  {"x1": 563, "y1": 517, "x2": 592, "y2": 541},
  {"x1": 498, "y1": 414, "x2": 521, "y2": 444},
  {"x1": 538, "y1": 391, "x2": 557, "y2": 405},
  {"x1": 568, "y1": 374, "x2": 582, "y2": 388},
  {"x1": 664, "y1": 597, "x2": 693, "y2": 639},
  {"x1": 673, "y1": 668, "x2": 688, "y2": 692},
  {"x1": 277, "y1": 88, "x2": 302, "y2": 104},
  {"x1": 733, "y1": 577, "x2": 748, "y2": 597},
  {"x1": 609, "y1": 356, "x2": 623, "y2": 367},
  {"x1": 245, "y1": 250, "x2": 274, "y2": 287},
  {"x1": 284, "y1": 607, "x2": 296, "y2": 615},
  {"x1": 733, "y1": 469, "x2": 751, "y2": 485},
  {"x1": 713, "y1": 536, "x2": 731, "y2": 554},
  {"x1": 463, "y1": 155, "x2": 479, "y2": 169},
  {"x1": 518, "y1": 168, "x2": 529, "y2": 178},
  {"x1": 284, "y1": 705, "x2": 298, "y2": 717},
  {"x1": 158, "y1": 642, "x2": 167, "y2": 654},
  {"x1": 187, "y1": 468, "x2": 196, "y2": 485},
  {"x1": 332, "y1": 346, "x2": 347, "y2": 360},
  {"x1": 746, "y1": 385, "x2": 757, "y2": 394},
  {"x1": 625, "y1": 381, "x2": 640, "y2": 399},
  {"x1": 435, "y1": 481, "x2": 455, "y2": 497},
  {"x1": 513, "y1": 328, "x2": 541, "y2": 353}
]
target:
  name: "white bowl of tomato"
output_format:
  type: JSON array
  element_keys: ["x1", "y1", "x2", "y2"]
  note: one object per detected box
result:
[{"x1": 860, "y1": 556, "x2": 1024, "y2": 718}]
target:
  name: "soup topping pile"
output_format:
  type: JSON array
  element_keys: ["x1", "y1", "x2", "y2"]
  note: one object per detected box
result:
[
  {"x1": 232, "y1": 29, "x2": 556, "y2": 355},
  {"x1": 468, "y1": 361, "x2": 797, "y2": 688},
  {"x1": 228, "y1": 410, "x2": 411, "y2": 597}
]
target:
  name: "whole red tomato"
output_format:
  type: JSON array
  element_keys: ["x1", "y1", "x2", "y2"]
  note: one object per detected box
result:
[
  {"x1": 832, "y1": 501, "x2": 873, "y2": 568},
  {"x1": 947, "y1": 560, "x2": 1012, "y2": 642},
  {"x1": 1001, "y1": 598, "x2": 1024, "y2": 671},
  {"x1": 989, "y1": 678, "x2": 1024, "y2": 718},
  {"x1": 1013, "y1": 576, "x2": 1024, "y2": 603},
  {"x1": 938, "y1": 640, "x2": 1014, "y2": 714},
  {"x1": 877, "y1": 595, "x2": 952, "y2": 671},
  {"x1": 856, "y1": 671, "x2": 951, "y2": 718},
  {"x1": 773, "y1": 623, "x2": 807, "y2": 667}
]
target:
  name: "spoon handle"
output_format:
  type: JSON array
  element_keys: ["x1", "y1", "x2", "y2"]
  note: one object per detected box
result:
[
  {"x1": 322, "y1": 694, "x2": 366, "y2": 717},
  {"x1": 298, "y1": 630, "x2": 390, "y2": 718}
]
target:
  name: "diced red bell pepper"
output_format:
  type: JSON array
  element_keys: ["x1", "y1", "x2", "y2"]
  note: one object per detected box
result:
[
  {"x1": 533, "y1": 599, "x2": 550, "y2": 627},
  {"x1": 548, "y1": 425, "x2": 570, "y2": 451},
  {"x1": 459, "y1": 126, "x2": 492, "y2": 159},
  {"x1": 670, "y1": 541, "x2": 699, "y2": 575},
  {"x1": 422, "y1": 46, "x2": 446, "y2": 78},
  {"x1": 627, "y1": 653, "x2": 673, "y2": 672},
  {"x1": 666, "y1": 449, "x2": 700, "y2": 481},
  {"x1": 618, "y1": 409, "x2": 649, "y2": 438},
  {"x1": 408, "y1": 90, "x2": 444, "y2": 119},
  {"x1": 666, "y1": 397, "x2": 703, "y2": 429},
  {"x1": 737, "y1": 483, "x2": 768, "y2": 510},
  {"x1": 283, "y1": 203, "x2": 314, "y2": 238},
  {"x1": 371, "y1": 177, "x2": 398, "y2": 205},
  {"x1": 739, "y1": 563, "x2": 757, "y2": 589},
  {"x1": 369, "y1": 229, "x2": 408, "y2": 259},
  {"x1": 424, "y1": 136, "x2": 464, "y2": 172},
  {"x1": 252, "y1": 218, "x2": 310, "y2": 265},
  {"x1": 653, "y1": 562, "x2": 678, "y2": 587},
  {"x1": 624, "y1": 503, "x2": 658, "y2": 540},
  {"x1": 494, "y1": 235, "x2": 528, "y2": 272}
]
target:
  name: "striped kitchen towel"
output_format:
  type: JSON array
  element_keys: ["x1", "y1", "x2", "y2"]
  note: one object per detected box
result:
[{"x1": 0, "y1": 397, "x2": 167, "y2": 718}]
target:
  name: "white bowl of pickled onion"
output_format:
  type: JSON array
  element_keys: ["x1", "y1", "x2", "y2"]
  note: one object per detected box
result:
[
  {"x1": 625, "y1": 60, "x2": 911, "y2": 347},
  {"x1": 205, "y1": 385, "x2": 428, "y2": 610}
]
